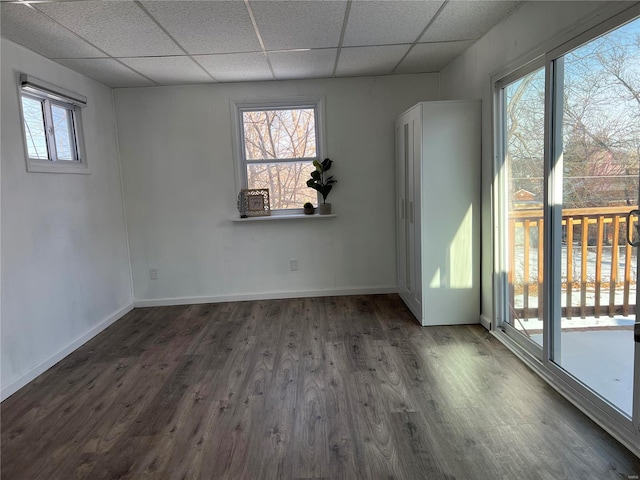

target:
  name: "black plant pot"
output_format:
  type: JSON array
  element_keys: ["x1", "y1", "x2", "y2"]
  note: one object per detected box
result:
[{"x1": 304, "y1": 206, "x2": 315, "y2": 215}]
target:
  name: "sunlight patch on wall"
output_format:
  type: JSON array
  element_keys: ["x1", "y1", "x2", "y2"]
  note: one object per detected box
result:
[
  {"x1": 430, "y1": 267, "x2": 441, "y2": 288},
  {"x1": 449, "y1": 205, "x2": 473, "y2": 289}
]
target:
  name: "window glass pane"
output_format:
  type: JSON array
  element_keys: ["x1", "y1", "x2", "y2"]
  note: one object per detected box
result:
[
  {"x1": 51, "y1": 105, "x2": 75, "y2": 161},
  {"x1": 503, "y1": 67, "x2": 546, "y2": 347},
  {"x1": 555, "y1": 16, "x2": 640, "y2": 416},
  {"x1": 243, "y1": 108, "x2": 317, "y2": 160},
  {"x1": 247, "y1": 161, "x2": 317, "y2": 209},
  {"x1": 21, "y1": 96, "x2": 48, "y2": 160}
]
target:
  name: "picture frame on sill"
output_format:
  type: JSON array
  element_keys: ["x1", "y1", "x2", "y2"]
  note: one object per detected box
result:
[{"x1": 238, "y1": 188, "x2": 271, "y2": 217}]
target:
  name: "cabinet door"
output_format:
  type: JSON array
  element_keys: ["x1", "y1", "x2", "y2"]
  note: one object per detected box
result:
[
  {"x1": 411, "y1": 113, "x2": 422, "y2": 313},
  {"x1": 396, "y1": 106, "x2": 422, "y2": 321},
  {"x1": 396, "y1": 121, "x2": 408, "y2": 295}
]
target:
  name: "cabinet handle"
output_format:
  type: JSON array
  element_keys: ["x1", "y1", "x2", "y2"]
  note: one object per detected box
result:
[
  {"x1": 409, "y1": 201, "x2": 414, "y2": 224},
  {"x1": 401, "y1": 198, "x2": 405, "y2": 219}
]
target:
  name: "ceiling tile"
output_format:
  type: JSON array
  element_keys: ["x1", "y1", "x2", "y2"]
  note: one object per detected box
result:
[
  {"x1": 343, "y1": 0, "x2": 442, "y2": 47},
  {"x1": 270, "y1": 49, "x2": 337, "y2": 80},
  {"x1": 194, "y1": 53, "x2": 273, "y2": 83},
  {"x1": 119, "y1": 57, "x2": 213, "y2": 84},
  {"x1": 141, "y1": 1, "x2": 260, "y2": 55},
  {"x1": 0, "y1": 3, "x2": 107, "y2": 59},
  {"x1": 251, "y1": 1, "x2": 346, "y2": 50},
  {"x1": 421, "y1": 1, "x2": 521, "y2": 42},
  {"x1": 55, "y1": 58, "x2": 155, "y2": 88},
  {"x1": 395, "y1": 40, "x2": 474, "y2": 74},
  {"x1": 336, "y1": 45, "x2": 408, "y2": 77},
  {"x1": 35, "y1": 1, "x2": 183, "y2": 57}
]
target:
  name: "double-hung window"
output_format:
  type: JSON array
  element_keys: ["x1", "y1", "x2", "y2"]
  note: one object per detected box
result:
[
  {"x1": 19, "y1": 74, "x2": 88, "y2": 174},
  {"x1": 232, "y1": 98, "x2": 325, "y2": 214}
]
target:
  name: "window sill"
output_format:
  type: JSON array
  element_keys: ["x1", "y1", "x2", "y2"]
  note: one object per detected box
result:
[
  {"x1": 229, "y1": 214, "x2": 336, "y2": 222},
  {"x1": 26, "y1": 159, "x2": 90, "y2": 174}
]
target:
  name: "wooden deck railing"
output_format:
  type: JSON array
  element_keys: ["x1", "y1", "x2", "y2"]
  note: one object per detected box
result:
[{"x1": 509, "y1": 206, "x2": 637, "y2": 320}]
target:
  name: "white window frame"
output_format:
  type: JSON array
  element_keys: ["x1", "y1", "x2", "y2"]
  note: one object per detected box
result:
[
  {"x1": 230, "y1": 96, "x2": 326, "y2": 215},
  {"x1": 18, "y1": 73, "x2": 89, "y2": 174}
]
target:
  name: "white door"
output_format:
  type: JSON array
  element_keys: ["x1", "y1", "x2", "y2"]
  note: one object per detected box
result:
[{"x1": 497, "y1": 10, "x2": 640, "y2": 447}]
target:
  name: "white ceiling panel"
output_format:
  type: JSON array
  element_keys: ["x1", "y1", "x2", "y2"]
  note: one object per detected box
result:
[
  {"x1": 395, "y1": 40, "x2": 474, "y2": 74},
  {"x1": 35, "y1": 1, "x2": 184, "y2": 57},
  {"x1": 55, "y1": 58, "x2": 155, "y2": 88},
  {"x1": 343, "y1": 0, "x2": 442, "y2": 47},
  {"x1": 251, "y1": 1, "x2": 346, "y2": 50},
  {"x1": 141, "y1": 1, "x2": 260, "y2": 55},
  {"x1": 336, "y1": 45, "x2": 408, "y2": 77},
  {"x1": 270, "y1": 49, "x2": 337, "y2": 80},
  {"x1": 194, "y1": 53, "x2": 273, "y2": 83},
  {"x1": 119, "y1": 57, "x2": 213, "y2": 84},
  {"x1": 420, "y1": 1, "x2": 521, "y2": 42},
  {"x1": 0, "y1": 3, "x2": 107, "y2": 59},
  {"x1": 1, "y1": 0, "x2": 527, "y2": 86}
]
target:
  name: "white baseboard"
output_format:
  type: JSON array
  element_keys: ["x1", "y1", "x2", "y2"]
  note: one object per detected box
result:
[
  {"x1": 134, "y1": 286, "x2": 398, "y2": 308},
  {"x1": 0, "y1": 302, "x2": 134, "y2": 402},
  {"x1": 480, "y1": 314, "x2": 492, "y2": 331}
]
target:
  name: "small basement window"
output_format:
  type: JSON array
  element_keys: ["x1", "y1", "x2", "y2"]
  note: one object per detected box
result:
[{"x1": 19, "y1": 74, "x2": 88, "y2": 174}]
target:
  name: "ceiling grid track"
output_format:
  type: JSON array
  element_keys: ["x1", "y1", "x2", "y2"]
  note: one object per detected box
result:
[
  {"x1": 332, "y1": 0, "x2": 352, "y2": 78},
  {"x1": 134, "y1": 0, "x2": 219, "y2": 83},
  {"x1": 390, "y1": 0, "x2": 449, "y2": 75},
  {"x1": 2, "y1": 0, "x2": 525, "y2": 87},
  {"x1": 26, "y1": 1, "x2": 159, "y2": 86},
  {"x1": 244, "y1": 0, "x2": 277, "y2": 81}
]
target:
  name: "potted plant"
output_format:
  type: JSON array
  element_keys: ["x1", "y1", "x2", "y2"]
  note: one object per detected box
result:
[
  {"x1": 303, "y1": 202, "x2": 315, "y2": 215},
  {"x1": 306, "y1": 158, "x2": 337, "y2": 215}
]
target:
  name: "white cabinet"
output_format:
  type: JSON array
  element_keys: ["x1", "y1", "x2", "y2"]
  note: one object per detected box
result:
[{"x1": 396, "y1": 101, "x2": 481, "y2": 326}]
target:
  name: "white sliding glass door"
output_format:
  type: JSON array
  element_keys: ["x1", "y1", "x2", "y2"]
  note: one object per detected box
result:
[
  {"x1": 549, "y1": 17, "x2": 640, "y2": 418},
  {"x1": 495, "y1": 9, "x2": 640, "y2": 446},
  {"x1": 498, "y1": 64, "x2": 546, "y2": 353}
]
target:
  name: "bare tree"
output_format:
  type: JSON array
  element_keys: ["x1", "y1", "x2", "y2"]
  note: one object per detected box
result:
[
  {"x1": 506, "y1": 19, "x2": 640, "y2": 210},
  {"x1": 561, "y1": 25, "x2": 640, "y2": 208},
  {"x1": 505, "y1": 68, "x2": 546, "y2": 210},
  {"x1": 243, "y1": 109, "x2": 318, "y2": 209}
]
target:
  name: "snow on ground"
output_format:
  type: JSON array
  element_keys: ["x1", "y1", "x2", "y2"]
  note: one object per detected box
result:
[{"x1": 530, "y1": 329, "x2": 634, "y2": 416}]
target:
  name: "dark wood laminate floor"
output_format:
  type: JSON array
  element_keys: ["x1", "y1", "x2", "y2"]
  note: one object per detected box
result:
[{"x1": 2, "y1": 294, "x2": 639, "y2": 479}]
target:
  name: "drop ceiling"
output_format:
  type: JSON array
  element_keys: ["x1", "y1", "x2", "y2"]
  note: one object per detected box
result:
[{"x1": 0, "y1": 0, "x2": 522, "y2": 88}]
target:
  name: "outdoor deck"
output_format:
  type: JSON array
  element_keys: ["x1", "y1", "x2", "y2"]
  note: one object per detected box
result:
[{"x1": 509, "y1": 206, "x2": 637, "y2": 416}]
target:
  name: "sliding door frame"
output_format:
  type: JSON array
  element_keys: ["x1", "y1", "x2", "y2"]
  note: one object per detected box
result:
[
  {"x1": 492, "y1": 2, "x2": 640, "y2": 455},
  {"x1": 493, "y1": 59, "x2": 546, "y2": 360}
]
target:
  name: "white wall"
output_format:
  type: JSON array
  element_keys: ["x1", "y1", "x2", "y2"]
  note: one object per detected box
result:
[
  {"x1": 114, "y1": 74, "x2": 439, "y2": 304},
  {"x1": 438, "y1": 1, "x2": 624, "y2": 324},
  {"x1": 1, "y1": 39, "x2": 133, "y2": 399}
]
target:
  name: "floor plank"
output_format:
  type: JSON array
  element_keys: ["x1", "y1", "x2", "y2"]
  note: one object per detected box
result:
[{"x1": 1, "y1": 294, "x2": 639, "y2": 479}]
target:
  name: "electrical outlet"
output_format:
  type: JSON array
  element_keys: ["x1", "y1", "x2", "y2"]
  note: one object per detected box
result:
[
  {"x1": 150, "y1": 268, "x2": 158, "y2": 280},
  {"x1": 289, "y1": 260, "x2": 298, "y2": 272}
]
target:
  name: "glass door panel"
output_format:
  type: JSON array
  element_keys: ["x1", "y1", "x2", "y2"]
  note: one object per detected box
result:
[
  {"x1": 503, "y1": 66, "x2": 546, "y2": 347},
  {"x1": 554, "y1": 17, "x2": 640, "y2": 416}
]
